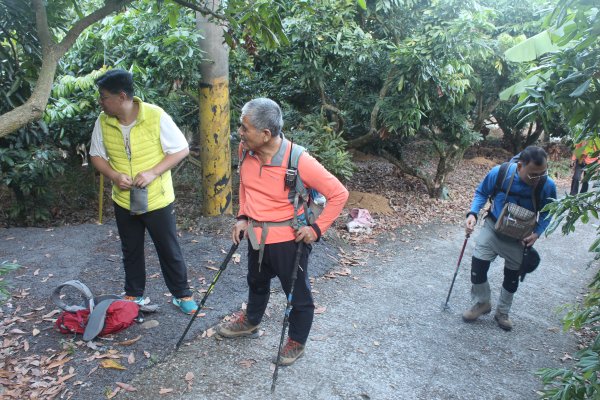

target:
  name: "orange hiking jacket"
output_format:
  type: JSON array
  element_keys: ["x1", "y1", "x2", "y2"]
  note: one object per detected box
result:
[
  {"x1": 238, "y1": 139, "x2": 349, "y2": 244},
  {"x1": 572, "y1": 141, "x2": 599, "y2": 165}
]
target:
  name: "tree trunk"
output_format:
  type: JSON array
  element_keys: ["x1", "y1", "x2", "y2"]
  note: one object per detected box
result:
[
  {"x1": 197, "y1": 4, "x2": 233, "y2": 216},
  {"x1": 347, "y1": 68, "x2": 397, "y2": 149},
  {"x1": 380, "y1": 149, "x2": 436, "y2": 197}
]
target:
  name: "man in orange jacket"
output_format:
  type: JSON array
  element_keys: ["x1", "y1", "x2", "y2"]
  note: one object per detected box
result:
[
  {"x1": 215, "y1": 98, "x2": 349, "y2": 366},
  {"x1": 570, "y1": 140, "x2": 599, "y2": 195}
]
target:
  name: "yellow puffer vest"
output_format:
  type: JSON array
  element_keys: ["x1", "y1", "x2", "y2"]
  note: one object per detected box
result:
[{"x1": 100, "y1": 97, "x2": 175, "y2": 212}]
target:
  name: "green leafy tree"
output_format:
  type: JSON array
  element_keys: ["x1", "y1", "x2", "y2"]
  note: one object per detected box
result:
[{"x1": 0, "y1": 0, "x2": 291, "y2": 138}]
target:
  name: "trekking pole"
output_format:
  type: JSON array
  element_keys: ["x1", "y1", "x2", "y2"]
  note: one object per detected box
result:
[
  {"x1": 441, "y1": 234, "x2": 470, "y2": 311},
  {"x1": 175, "y1": 232, "x2": 244, "y2": 351},
  {"x1": 271, "y1": 242, "x2": 304, "y2": 393}
]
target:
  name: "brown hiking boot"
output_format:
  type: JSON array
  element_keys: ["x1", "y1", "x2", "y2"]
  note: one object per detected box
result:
[
  {"x1": 272, "y1": 338, "x2": 305, "y2": 366},
  {"x1": 216, "y1": 311, "x2": 259, "y2": 338},
  {"x1": 494, "y1": 312, "x2": 513, "y2": 331},
  {"x1": 462, "y1": 302, "x2": 492, "y2": 322}
]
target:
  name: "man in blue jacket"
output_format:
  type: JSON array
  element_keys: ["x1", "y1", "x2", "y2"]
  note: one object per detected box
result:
[{"x1": 463, "y1": 146, "x2": 557, "y2": 331}]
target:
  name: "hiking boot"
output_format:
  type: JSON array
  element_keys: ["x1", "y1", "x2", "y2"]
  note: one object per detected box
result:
[
  {"x1": 462, "y1": 302, "x2": 492, "y2": 322},
  {"x1": 494, "y1": 312, "x2": 513, "y2": 331},
  {"x1": 272, "y1": 338, "x2": 305, "y2": 366},
  {"x1": 172, "y1": 297, "x2": 198, "y2": 315},
  {"x1": 216, "y1": 311, "x2": 259, "y2": 338}
]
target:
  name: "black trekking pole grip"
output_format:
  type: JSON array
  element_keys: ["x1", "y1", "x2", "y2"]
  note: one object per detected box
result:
[
  {"x1": 175, "y1": 232, "x2": 244, "y2": 351},
  {"x1": 271, "y1": 241, "x2": 304, "y2": 393},
  {"x1": 442, "y1": 234, "x2": 470, "y2": 310}
]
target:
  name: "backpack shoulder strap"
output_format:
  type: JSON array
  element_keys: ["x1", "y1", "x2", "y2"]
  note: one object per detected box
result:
[
  {"x1": 238, "y1": 148, "x2": 248, "y2": 171},
  {"x1": 491, "y1": 162, "x2": 511, "y2": 200},
  {"x1": 289, "y1": 142, "x2": 306, "y2": 169},
  {"x1": 289, "y1": 143, "x2": 308, "y2": 198},
  {"x1": 52, "y1": 280, "x2": 95, "y2": 312}
]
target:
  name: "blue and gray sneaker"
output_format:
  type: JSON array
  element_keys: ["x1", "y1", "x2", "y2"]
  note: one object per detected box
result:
[{"x1": 172, "y1": 297, "x2": 198, "y2": 315}]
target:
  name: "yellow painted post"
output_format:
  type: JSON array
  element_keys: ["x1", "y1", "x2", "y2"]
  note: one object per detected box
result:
[
  {"x1": 98, "y1": 174, "x2": 104, "y2": 224},
  {"x1": 199, "y1": 76, "x2": 232, "y2": 215},
  {"x1": 197, "y1": 3, "x2": 233, "y2": 216}
]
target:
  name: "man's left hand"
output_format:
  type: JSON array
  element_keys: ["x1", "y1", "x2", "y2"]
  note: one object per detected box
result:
[
  {"x1": 295, "y1": 226, "x2": 316, "y2": 244},
  {"x1": 522, "y1": 232, "x2": 539, "y2": 247},
  {"x1": 133, "y1": 170, "x2": 158, "y2": 188}
]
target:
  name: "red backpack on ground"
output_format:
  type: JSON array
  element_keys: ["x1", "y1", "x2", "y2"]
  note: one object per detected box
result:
[
  {"x1": 52, "y1": 281, "x2": 140, "y2": 340},
  {"x1": 55, "y1": 300, "x2": 139, "y2": 336}
]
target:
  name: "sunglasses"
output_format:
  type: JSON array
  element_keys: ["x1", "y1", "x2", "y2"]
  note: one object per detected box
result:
[{"x1": 527, "y1": 171, "x2": 548, "y2": 180}]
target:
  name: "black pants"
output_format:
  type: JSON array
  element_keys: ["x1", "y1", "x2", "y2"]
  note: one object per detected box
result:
[
  {"x1": 245, "y1": 240, "x2": 314, "y2": 344},
  {"x1": 114, "y1": 202, "x2": 191, "y2": 299},
  {"x1": 570, "y1": 161, "x2": 589, "y2": 195}
]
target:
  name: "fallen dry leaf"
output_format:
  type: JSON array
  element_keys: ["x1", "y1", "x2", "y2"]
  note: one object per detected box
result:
[
  {"x1": 33, "y1": 269, "x2": 40, "y2": 276},
  {"x1": 32, "y1": 328, "x2": 40, "y2": 336},
  {"x1": 232, "y1": 253, "x2": 241, "y2": 263},
  {"x1": 561, "y1": 353, "x2": 573, "y2": 362},
  {"x1": 107, "y1": 387, "x2": 120, "y2": 399},
  {"x1": 101, "y1": 359, "x2": 126, "y2": 370},
  {"x1": 335, "y1": 268, "x2": 352, "y2": 276},
  {"x1": 314, "y1": 306, "x2": 327, "y2": 314},
  {"x1": 47, "y1": 357, "x2": 72, "y2": 370},
  {"x1": 202, "y1": 328, "x2": 215, "y2": 338},
  {"x1": 57, "y1": 373, "x2": 76, "y2": 384},
  {"x1": 159, "y1": 388, "x2": 174, "y2": 394},
  {"x1": 185, "y1": 372, "x2": 194, "y2": 381},
  {"x1": 144, "y1": 351, "x2": 151, "y2": 359},
  {"x1": 127, "y1": 352, "x2": 135, "y2": 364},
  {"x1": 42, "y1": 309, "x2": 60, "y2": 319},
  {"x1": 117, "y1": 335, "x2": 142, "y2": 346},
  {"x1": 116, "y1": 382, "x2": 137, "y2": 392},
  {"x1": 205, "y1": 266, "x2": 219, "y2": 271},
  {"x1": 239, "y1": 359, "x2": 256, "y2": 368}
]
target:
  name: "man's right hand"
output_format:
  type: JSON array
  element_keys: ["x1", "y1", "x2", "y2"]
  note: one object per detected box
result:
[
  {"x1": 465, "y1": 214, "x2": 477, "y2": 235},
  {"x1": 232, "y1": 220, "x2": 248, "y2": 244},
  {"x1": 114, "y1": 173, "x2": 133, "y2": 190}
]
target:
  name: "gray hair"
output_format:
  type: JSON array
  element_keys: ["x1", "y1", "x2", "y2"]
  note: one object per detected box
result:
[{"x1": 240, "y1": 98, "x2": 283, "y2": 137}]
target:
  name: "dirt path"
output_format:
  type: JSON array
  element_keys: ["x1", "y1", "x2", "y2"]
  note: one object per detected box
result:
[
  {"x1": 119, "y1": 220, "x2": 597, "y2": 400},
  {"x1": 1, "y1": 215, "x2": 596, "y2": 399}
]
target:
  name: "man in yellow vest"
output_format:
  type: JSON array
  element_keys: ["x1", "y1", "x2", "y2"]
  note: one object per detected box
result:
[{"x1": 89, "y1": 69, "x2": 198, "y2": 314}]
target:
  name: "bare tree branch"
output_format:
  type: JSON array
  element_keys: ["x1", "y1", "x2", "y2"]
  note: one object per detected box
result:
[
  {"x1": 347, "y1": 67, "x2": 398, "y2": 149},
  {"x1": 57, "y1": 0, "x2": 134, "y2": 55},
  {"x1": 0, "y1": 0, "x2": 133, "y2": 137},
  {"x1": 171, "y1": 0, "x2": 227, "y2": 20}
]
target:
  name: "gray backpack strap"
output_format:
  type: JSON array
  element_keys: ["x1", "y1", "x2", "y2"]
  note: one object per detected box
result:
[
  {"x1": 238, "y1": 148, "x2": 248, "y2": 171},
  {"x1": 289, "y1": 143, "x2": 310, "y2": 229},
  {"x1": 52, "y1": 280, "x2": 95, "y2": 312},
  {"x1": 83, "y1": 298, "x2": 120, "y2": 341},
  {"x1": 93, "y1": 294, "x2": 121, "y2": 304},
  {"x1": 290, "y1": 144, "x2": 308, "y2": 199}
]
